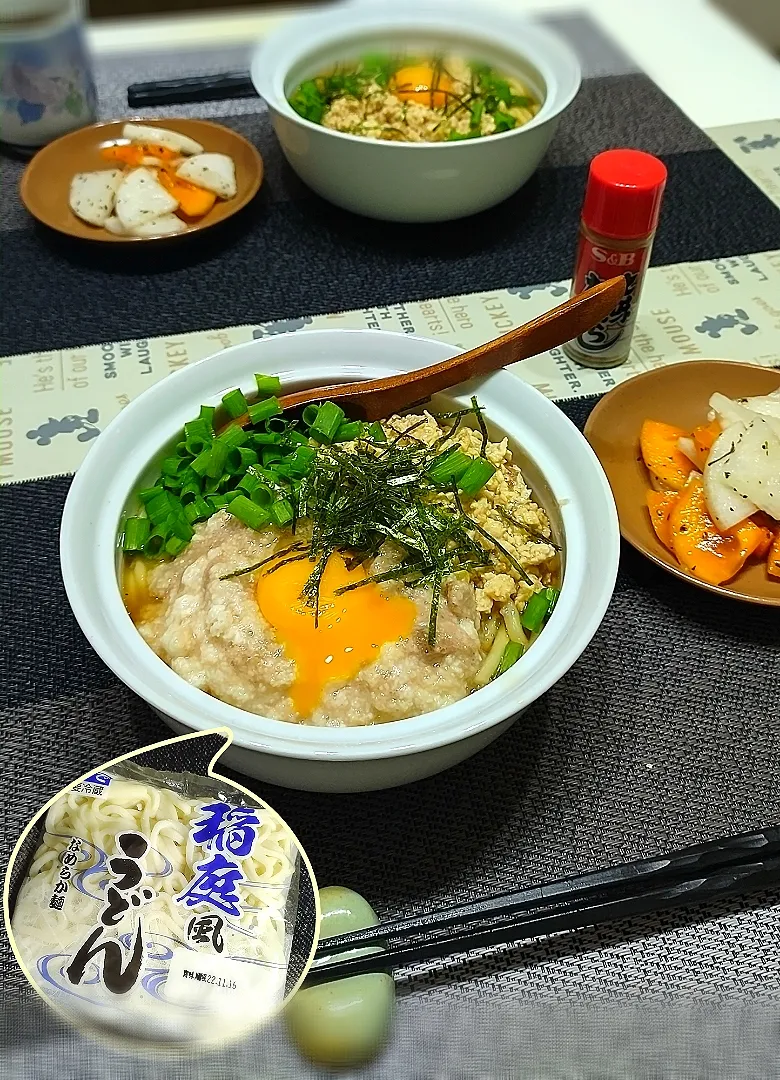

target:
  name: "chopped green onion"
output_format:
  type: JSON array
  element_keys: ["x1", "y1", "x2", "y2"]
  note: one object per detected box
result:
[
  {"x1": 261, "y1": 447, "x2": 284, "y2": 467},
  {"x1": 428, "y1": 448, "x2": 472, "y2": 485},
  {"x1": 175, "y1": 441, "x2": 190, "y2": 458},
  {"x1": 143, "y1": 530, "x2": 167, "y2": 558},
  {"x1": 205, "y1": 441, "x2": 228, "y2": 480},
  {"x1": 367, "y1": 422, "x2": 386, "y2": 443},
  {"x1": 184, "y1": 436, "x2": 211, "y2": 457},
  {"x1": 285, "y1": 445, "x2": 316, "y2": 476},
  {"x1": 458, "y1": 458, "x2": 496, "y2": 496},
  {"x1": 301, "y1": 404, "x2": 320, "y2": 427},
  {"x1": 225, "y1": 446, "x2": 258, "y2": 475},
  {"x1": 161, "y1": 455, "x2": 189, "y2": 479},
  {"x1": 146, "y1": 492, "x2": 174, "y2": 524},
  {"x1": 255, "y1": 373, "x2": 282, "y2": 397},
  {"x1": 544, "y1": 586, "x2": 560, "y2": 612},
  {"x1": 199, "y1": 404, "x2": 216, "y2": 428},
  {"x1": 217, "y1": 424, "x2": 248, "y2": 450},
  {"x1": 264, "y1": 416, "x2": 288, "y2": 434},
  {"x1": 247, "y1": 397, "x2": 282, "y2": 426},
  {"x1": 191, "y1": 448, "x2": 213, "y2": 476},
  {"x1": 309, "y1": 400, "x2": 345, "y2": 443},
  {"x1": 139, "y1": 485, "x2": 164, "y2": 505},
  {"x1": 335, "y1": 420, "x2": 363, "y2": 442},
  {"x1": 165, "y1": 535, "x2": 189, "y2": 557},
  {"x1": 270, "y1": 498, "x2": 294, "y2": 526},
  {"x1": 224, "y1": 489, "x2": 242, "y2": 503},
  {"x1": 309, "y1": 400, "x2": 345, "y2": 441},
  {"x1": 237, "y1": 471, "x2": 260, "y2": 494},
  {"x1": 222, "y1": 388, "x2": 249, "y2": 419},
  {"x1": 521, "y1": 590, "x2": 553, "y2": 633},
  {"x1": 184, "y1": 496, "x2": 213, "y2": 524},
  {"x1": 184, "y1": 418, "x2": 212, "y2": 442},
  {"x1": 238, "y1": 472, "x2": 274, "y2": 507},
  {"x1": 493, "y1": 640, "x2": 524, "y2": 679},
  {"x1": 250, "y1": 486, "x2": 274, "y2": 508},
  {"x1": 227, "y1": 494, "x2": 272, "y2": 531},
  {"x1": 122, "y1": 517, "x2": 150, "y2": 552},
  {"x1": 248, "y1": 432, "x2": 280, "y2": 447},
  {"x1": 207, "y1": 494, "x2": 229, "y2": 511},
  {"x1": 179, "y1": 476, "x2": 203, "y2": 505},
  {"x1": 167, "y1": 513, "x2": 193, "y2": 542},
  {"x1": 283, "y1": 429, "x2": 308, "y2": 447}
]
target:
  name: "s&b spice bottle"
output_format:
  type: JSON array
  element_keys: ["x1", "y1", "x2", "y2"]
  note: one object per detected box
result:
[{"x1": 563, "y1": 149, "x2": 667, "y2": 369}]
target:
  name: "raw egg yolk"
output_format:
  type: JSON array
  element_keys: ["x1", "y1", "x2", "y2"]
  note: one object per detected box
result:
[
  {"x1": 391, "y1": 66, "x2": 453, "y2": 110},
  {"x1": 256, "y1": 553, "x2": 417, "y2": 718}
]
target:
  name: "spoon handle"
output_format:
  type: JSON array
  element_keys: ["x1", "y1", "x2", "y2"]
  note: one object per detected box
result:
[{"x1": 279, "y1": 276, "x2": 626, "y2": 420}]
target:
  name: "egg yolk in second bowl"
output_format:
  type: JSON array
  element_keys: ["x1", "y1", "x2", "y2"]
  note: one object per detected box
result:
[
  {"x1": 390, "y1": 66, "x2": 453, "y2": 110},
  {"x1": 256, "y1": 553, "x2": 417, "y2": 717}
]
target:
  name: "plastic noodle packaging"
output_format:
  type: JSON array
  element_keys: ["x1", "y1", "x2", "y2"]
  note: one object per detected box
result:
[{"x1": 10, "y1": 762, "x2": 301, "y2": 1046}]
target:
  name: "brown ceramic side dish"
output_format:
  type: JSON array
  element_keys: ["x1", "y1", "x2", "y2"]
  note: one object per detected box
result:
[
  {"x1": 584, "y1": 360, "x2": 780, "y2": 606},
  {"x1": 20, "y1": 117, "x2": 263, "y2": 242}
]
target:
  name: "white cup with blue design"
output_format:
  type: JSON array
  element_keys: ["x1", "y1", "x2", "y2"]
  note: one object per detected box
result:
[{"x1": 0, "y1": 0, "x2": 97, "y2": 151}]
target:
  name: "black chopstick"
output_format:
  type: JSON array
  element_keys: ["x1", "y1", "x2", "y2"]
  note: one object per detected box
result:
[
  {"x1": 127, "y1": 71, "x2": 257, "y2": 108},
  {"x1": 302, "y1": 826, "x2": 780, "y2": 986}
]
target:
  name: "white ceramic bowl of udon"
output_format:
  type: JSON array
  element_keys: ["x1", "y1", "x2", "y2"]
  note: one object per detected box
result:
[
  {"x1": 60, "y1": 329, "x2": 618, "y2": 793},
  {"x1": 251, "y1": 0, "x2": 581, "y2": 222}
]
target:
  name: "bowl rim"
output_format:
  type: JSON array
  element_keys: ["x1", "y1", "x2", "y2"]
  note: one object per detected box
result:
[
  {"x1": 60, "y1": 328, "x2": 618, "y2": 762},
  {"x1": 250, "y1": 0, "x2": 582, "y2": 150}
]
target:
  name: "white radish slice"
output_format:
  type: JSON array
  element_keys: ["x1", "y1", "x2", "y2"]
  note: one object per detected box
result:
[
  {"x1": 703, "y1": 422, "x2": 757, "y2": 529},
  {"x1": 115, "y1": 167, "x2": 178, "y2": 230},
  {"x1": 724, "y1": 416, "x2": 780, "y2": 519},
  {"x1": 69, "y1": 169, "x2": 124, "y2": 226},
  {"x1": 708, "y1": 392, "x2": 758, "y2": 430},
  {"x1": 677, "y1": 436, "x2": 703, "y2": 471},
  {"x1": 130, "y1": 214, "x2": 187, "y2": 237},
  {"x1": 176, "y1": 153, "x2": 236, "y2": 199},
  {"x1": 122, "y1": 122, "x2": 203, "y2": 156},
  {"x1": 735, "y1": 393, "x2": 780, "y2": 438},
  {"x1": 104, "y1": 216, "x2": 126, "y2": 235}
]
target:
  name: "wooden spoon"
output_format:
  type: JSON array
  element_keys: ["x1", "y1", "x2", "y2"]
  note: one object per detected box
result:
[{"x1": 277, "y1": 276, "x2": 626, "y2": 421}]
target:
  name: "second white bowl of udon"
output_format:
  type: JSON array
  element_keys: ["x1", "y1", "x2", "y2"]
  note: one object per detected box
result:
[{"x1": 60, "y1": 328, "x2": 618, "y2": 793}]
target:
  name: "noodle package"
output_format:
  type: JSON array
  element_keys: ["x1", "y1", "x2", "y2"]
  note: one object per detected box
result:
[{"x1": 10, "y1": 762, "x2": 303, "y2": 1046}]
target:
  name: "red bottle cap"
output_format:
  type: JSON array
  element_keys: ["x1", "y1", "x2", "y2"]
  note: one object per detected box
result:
[{"x1": 580, "y1": 149, "x2": 668, "y2": 241}]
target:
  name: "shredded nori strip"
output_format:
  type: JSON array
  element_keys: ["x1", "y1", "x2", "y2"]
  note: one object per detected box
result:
[
  {"x1": 472, "y1": 395, "x2": 489, "y2": 457},
  {"x1": 497, "y1": 506, "x2": 560, "y2": 551},
  {"x1": 219, "y1": 542, "x2": 307, "y2": 580}
]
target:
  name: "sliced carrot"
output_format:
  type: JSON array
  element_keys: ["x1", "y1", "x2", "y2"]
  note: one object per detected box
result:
[
  {"x1": 101, "y1": 144, "x2": 144, "y2": 166},
  {"x1": 692, "y1": 419, "x2": 721, "y2": 459},
  {"x1": 768, "y1": 531, "x2": 780, "y2": 579},
  {"x1": 646, "y1": 489, "x2": 677, "y2": 551},
  {"x1": 748, "y1": 515, "x2": 775, "y2": 560},
  {"x1": 727, "y1": 518, "x2": 771, "y2": 561},
  {"x1": 101, "y1": 142, "x2": 180, "y2": 167},
  {"x1": 640, "y1": 419, "x2": 692, "y2": 491},
  {"x1": 158, "y1": 169, "x2": 216, "y2": 218},
  {"x1": 139, "y1": 141, "x2": 179, "y2": 162},
  {"x1": 669, "y1": 473, "x2": 753, "y2": 585}
]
